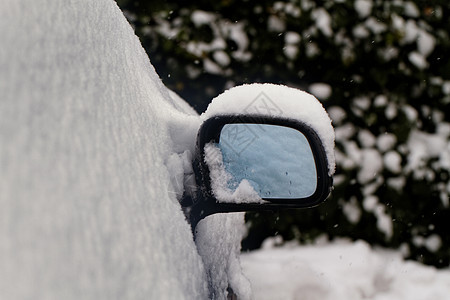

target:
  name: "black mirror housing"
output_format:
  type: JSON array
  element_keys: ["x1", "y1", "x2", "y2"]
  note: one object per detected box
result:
[{"x1": 189, "y1": 115, "x2": 333, "y2": 228}]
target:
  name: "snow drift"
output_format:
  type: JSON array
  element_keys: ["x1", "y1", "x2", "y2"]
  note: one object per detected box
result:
[
  {"x1": 241, "y1": 238, "x2": 450, "y2": 300},
  {"x1": 0, "y1": 1, "x2": 210, "y2": 299}
]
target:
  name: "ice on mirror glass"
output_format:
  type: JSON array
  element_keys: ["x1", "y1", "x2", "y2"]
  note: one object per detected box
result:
[{"x1": 218, "y1": 124, "x2": 317, "y2": 198}]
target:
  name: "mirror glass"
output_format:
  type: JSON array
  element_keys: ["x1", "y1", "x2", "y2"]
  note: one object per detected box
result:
[{"x1": 217, "y1": 123, "x2": 317, "y2": 199}]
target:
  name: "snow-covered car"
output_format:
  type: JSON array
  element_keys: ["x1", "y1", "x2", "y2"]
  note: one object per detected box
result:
[{"x1": 0, "y1": 1, "x2": 334, "y2": 299}]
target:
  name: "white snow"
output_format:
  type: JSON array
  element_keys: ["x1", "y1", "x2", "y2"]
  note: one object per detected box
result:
[
  {"x1": 196, "y1": 213, "x2": 252, "y2": 300},
  {"x1": 424, "y1": 234, "x2": 443, "y2": 253},
  {"x1": 353, "y1": 95, "x2": 371, "y2": 111},
  {"x1": 191, "y1": 10, "x2": 215, "y2": 26},
  {"x1": 306, "y1": 41, "x2": 321, "y2": 57},
  {"x1": 387, "y1": 176, "x2": 406, "y2": 191},
  {"x1": 283, "y1": 32, "x2": 301, "y2": 59},
  {"x1": 227, "y1": 22, "x2": 251, "y2": 61},
  {"x1": 309, "y1": 83, "x2": 332, "y2": 100},
  {"x1": 353, "y1": 24, "x2": 370, "y2": 38},
  {"x1": 213, "y1": 50, "x2": 231, "y2": 67},
  {"x1": 335, "y1": 123, "x2": 356, "y2": 142},
  {"x1": 442, "y1": 81, "x2": 450, "y2": 95},
  {"x1": 268, "y1": 15, "x2": 286, "y2": 32},
  {"x1": 374, "y1": 94, "x2": 388, "y2": 107},
  {"x1": 283, "y1": 45, "x2": 299, "y2": 60},
  {"x1": 404, "y1": 20, "x2": 420, "y2": 43},
  {"x1": 373, "y1": 204, "x2": 393, "y2": 239},
  {"x1": 363, "y1": 195, "x2": 378, "y2": 211},
  {"x1": 358, "y1": 129, "x2": 376, "y2": 148},
  {"x1": 358, "y1": 149, "x2": 383, "y2": 184},
  {"x1": 384, "y1": 151, "x2": 402, "y2": 174},
  {"x1": 185, "y1": 13, "x2": 251, "y2": 66},
  {"x1": 385, "y1": 103, "x2": 398, "y2": 119},
  {"x1": 241, "y1": 239, "x2": 450, "y2": 300},
  {"x1": 376, "y1": 133, "x2": 397, "y2": 152},
  {"x1": 342, "y1": 197, "x2": 362, "y2": 224},
  {"x1": 201, "y1": 83, "x2": 336, "y2": 176},
  {"x1": 312, "y1": 8, "x2": 333, "y2": 37},
  {"x1": 204, "y1": 143, "x2": 264, "y2": 203},
  {"x1": 284, "y1": 3, "x2": 301, "y2": 18},
  {"x1": 392, "y1": 13, "x2": 405, "y2": 32},
  {"x1": 340, "y1": 141, "x2": 361, "y2": 170},
  {"x1": 399, "y1": 19, "x2": 436, "y2": 58},
  {"x1": 408, "y1": 51, "x2": 428, "y2": 69},
  {"x1": 327, "y1": 106, "x2": 347, "y2": 125},
  {"x1": 365, "y1": 17, "x2": 387, "y2": 34},
  {"x1": 406, "y1": 129, "x2": 449, "y2": 172},
  {"x1": 0, "y1": 1, "x2": 245, "y2": 299},
  {"x1": 354, "y1": 0, "x2": 373, "y2": 18},
  {"x1": 285, "y1": 31, "x2": 301, "y2": 44},
  {"x1": 417, "y1": 30, "x2": 436, "y2": 57},
  {"x1": 412, "y1": 234, "x2": 443, "y2": 253},
  {"x1": 404, "y1": 1, "x2": 420, "y2": 18},
  {"x1": 203, "y1": 58, "x2": 224, "y2": 74}
]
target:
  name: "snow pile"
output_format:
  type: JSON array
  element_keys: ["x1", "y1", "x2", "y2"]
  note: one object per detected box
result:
[
  {"x1": 0, "y1": 1, "x2": 213, "y2": 299},
  {"x1": 241, "y1": 239, "x2": 450, "y2": 300},
  {"x1": 196, "y1": 213, "x2": 252, "y2": 300},
  {"x1": 204, "y1": 143, "x2": 263, "y2": 203},
  {"x1": 284, "y1": 31, "x2": 301, "y2": 59},
  {"x1": 309, "y1": 83, "x2": 332, "y2": 100},
  {"x1": 312, "y1": 8, "x2": 333, "y2": 37},
  {"x1": 201, "y1": 83, "x2": 336, "y2": 176},
  {"x1": 406, "y1": 127, "x2": 450, "y2": 173},
  {"x1": 390, "y1": 10, "x2": 435, "y2": 70},
  {"x1": 354, "y1": 0, "x2": 373, "y2": 18}
]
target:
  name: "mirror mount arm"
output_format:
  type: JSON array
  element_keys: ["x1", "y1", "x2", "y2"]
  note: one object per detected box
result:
[
  {"x1": 189, "y1": 199, "x2": 242, "y2": 234},
  {"x1": 189, "y1": 199, "x2": 278, "y2": 234},
  {"x1": 188, "y1": 198, "x2": 326, "y2": 234},
  {"x1": 189, "y1": 115, "x2": 334, "y2": 234}
]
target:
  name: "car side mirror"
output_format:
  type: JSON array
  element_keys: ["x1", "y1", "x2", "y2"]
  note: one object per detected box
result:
[{"x1": 189, "y1": 115, "x2": 333, "y2": 228}]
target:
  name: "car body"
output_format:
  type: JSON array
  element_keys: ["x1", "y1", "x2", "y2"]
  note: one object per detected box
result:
[{"x1": 0, "y1": 1, "x2": 333, "y2": 299}]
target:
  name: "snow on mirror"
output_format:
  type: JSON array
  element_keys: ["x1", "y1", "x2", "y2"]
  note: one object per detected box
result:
[{"x1": 218, "y1": 124, "x2": 317, "y2": 199}]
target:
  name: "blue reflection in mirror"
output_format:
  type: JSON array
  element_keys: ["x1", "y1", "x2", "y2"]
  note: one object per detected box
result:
[{"x1": 218, "y1": 124, "x2": 317, "y2": 199}]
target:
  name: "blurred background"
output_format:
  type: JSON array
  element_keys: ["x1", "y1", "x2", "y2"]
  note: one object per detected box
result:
[{"x1": 116, "y1": 0, "x2": 450, "y2": 268}]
